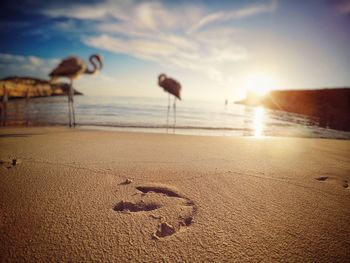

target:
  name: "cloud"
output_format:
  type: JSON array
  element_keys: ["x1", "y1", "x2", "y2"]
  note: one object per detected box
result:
[
  {"x1": 78, "y1": 1, "x2": 270, "y2": 82},
  {"x1": 41, "y1": 0, "x2": 203, "y2": 31},
  {"x1": 42, "y1": 2, "x2": 112, "y2": 20},
  {"x1": 28, "y1": 56, "x2": 43, "y2": 66},
  {"x1": 0, "y1": 53, "x2": 59, "y2": 78},
  {"x1": 37, "y1": 0, "x2": 276, "y2": 84},
  {"x1": 0, "y1": 53, "x2": 26, "y2": 62},
  {"x1": 54, "y1": 20, "x2": 77, "y2": 31},
  {"x1": 189, "y1": 0, "x2": 277, "y2": 33},
  {"x1": 83, "y1": 29, "x2": 248, "y2": 83}
]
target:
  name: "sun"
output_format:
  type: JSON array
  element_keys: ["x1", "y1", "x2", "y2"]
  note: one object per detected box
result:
[{"x1": 244, "y1": 72, "x2": 279, "y2": 97}]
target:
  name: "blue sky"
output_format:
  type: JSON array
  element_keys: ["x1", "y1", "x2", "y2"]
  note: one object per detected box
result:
[{"x1": 0, "y1": 0, "x2": 350, "y2": 101}]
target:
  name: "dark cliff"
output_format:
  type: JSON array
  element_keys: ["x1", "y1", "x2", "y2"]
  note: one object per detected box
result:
[{"x1": 262, "y1": 88, "x2": 350, "y2": 131}]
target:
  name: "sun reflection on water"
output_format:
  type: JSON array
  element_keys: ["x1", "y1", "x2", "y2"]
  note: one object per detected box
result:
[{"x1": 253, "y1": 106, "x2": 265, "y2": 137}]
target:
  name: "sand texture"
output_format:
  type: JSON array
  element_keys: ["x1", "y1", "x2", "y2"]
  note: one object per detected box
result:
[{"x1": 1, "y1": 127, "x2": 350, "y2": 262}]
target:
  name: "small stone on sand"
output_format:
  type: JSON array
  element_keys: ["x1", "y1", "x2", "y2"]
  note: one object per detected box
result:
[
  {"x1": 156, "y1": 222, "x2": 176, "y2": 238},
  {"x1": 122, "y1": 179, "x2": 133, "y2": 184}
]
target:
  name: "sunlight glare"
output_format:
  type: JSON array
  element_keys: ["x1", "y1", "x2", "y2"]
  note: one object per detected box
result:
[
  {"x1": 245, "y1": 72, "x2": 278, "y2": 96},
  {"x1": 253, "y1": 106, "x2": 265, "y2": 137}
]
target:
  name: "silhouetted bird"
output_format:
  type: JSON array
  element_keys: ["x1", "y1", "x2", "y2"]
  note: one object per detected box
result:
[
  {"x1": 49, "y1": 54, "x2": 103, "y2": 127},
  {"x1": 158, "y1": 74, "x2": 182, "y2": 131}
]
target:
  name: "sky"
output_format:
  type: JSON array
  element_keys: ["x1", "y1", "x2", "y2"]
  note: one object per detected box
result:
[{"x1": 0, "y1": 0, "x2": 350, "y2": 101}]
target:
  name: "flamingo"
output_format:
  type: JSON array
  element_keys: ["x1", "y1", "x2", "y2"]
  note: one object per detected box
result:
[
  {"x1": 158, "y1": 74, "x2": 181, "y2": 131},
  {"x1": 49, "y1": 54, "x2": 103, "y2": 127}
]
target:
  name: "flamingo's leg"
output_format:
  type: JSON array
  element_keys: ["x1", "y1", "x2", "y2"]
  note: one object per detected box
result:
[
  {"x1": 166, "y1": 93, "x2": 170, "y2": 132},
  {"x1": 173, "y1": 97, "x2": 176, "y2": 133},
  {"x1": 70, "y1": 80, "x2": 76, "y2": 127},
  {"x1": 68, "y1": 84, "x2": 72, "y2": 127}
]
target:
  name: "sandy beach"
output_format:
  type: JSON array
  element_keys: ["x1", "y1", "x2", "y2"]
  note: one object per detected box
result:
[{"x1": 1, "y1": 127, "x2": 350, "y2": 262}]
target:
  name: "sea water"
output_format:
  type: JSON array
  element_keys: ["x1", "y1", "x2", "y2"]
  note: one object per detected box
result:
[{"x1": 1, "y1": 96, "x2": 350, "y2": 139}]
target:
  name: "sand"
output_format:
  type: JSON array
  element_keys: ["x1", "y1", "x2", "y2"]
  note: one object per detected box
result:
[{"x1": 1, "y1": 127, "x2": 350, "y2": 262}]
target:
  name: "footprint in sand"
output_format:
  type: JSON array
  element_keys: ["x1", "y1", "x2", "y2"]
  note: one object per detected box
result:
[
  {"x1": 114, "y1": 183, "x2": 196, "y2": 239},
  {"x1": 0, "y1": 158, "x2": 21, "y2": 169},
  {"x1": 315, "y1": 176, "x2": 349, "y2": 189}
]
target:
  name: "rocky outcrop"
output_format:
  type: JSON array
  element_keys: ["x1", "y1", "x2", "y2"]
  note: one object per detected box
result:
[
  {"x1": 0, "y1": 76, "x2": 83, "y2": 99},
  {"x1": 238, "y1": 88, "x2": 350, "y2": 132}
]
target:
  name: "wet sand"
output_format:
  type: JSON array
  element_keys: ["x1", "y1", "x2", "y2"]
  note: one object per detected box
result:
[{"x1": 1, "y1": 127, "x2": 350, "y2": 262}]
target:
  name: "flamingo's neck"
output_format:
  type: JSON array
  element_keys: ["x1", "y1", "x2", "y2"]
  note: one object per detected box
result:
[{"x1": 85, "y1": 56, "x2": 98, "y2": 75}]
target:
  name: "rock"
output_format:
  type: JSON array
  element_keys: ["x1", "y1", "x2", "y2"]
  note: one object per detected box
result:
[
  {"x1": 120, "y1": 179, "x2": 133, "y2": 185},
  {"x1": 0, "y1": 76, "x2": 83, "y2": 99},
  {"x1": 155, "y1": 222, "x2": 176, "y2": 238},
  {"x1": 124, "y1": 179, "x2": 133, "y2": 184}
]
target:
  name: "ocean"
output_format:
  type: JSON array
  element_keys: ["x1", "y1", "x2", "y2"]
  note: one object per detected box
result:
[{"x1": 1, "y1": 95, "x2": 350, "y2": 139}]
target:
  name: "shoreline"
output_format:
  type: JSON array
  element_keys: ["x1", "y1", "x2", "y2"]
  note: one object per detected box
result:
[
  {"x1": 1, "y1": 127, "x2": 350, "y2": 261},
  {"x1": 1, "y1": 123, "x2": 350, "y2": 140}
]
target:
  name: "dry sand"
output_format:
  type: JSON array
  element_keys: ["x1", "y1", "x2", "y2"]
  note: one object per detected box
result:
[{"x1": 1, "y1": 127, "x2": 350, "y2": 262}]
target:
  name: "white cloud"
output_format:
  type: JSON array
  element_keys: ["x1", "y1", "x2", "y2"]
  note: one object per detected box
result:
[
  {"x1": 43, "y1": 3, "x2": 111, "y2": 20},
  {"x1": 54, "y1": 20, "x2": 77, "y2": 31},
  {"x1": 0, "y1": 53, "x2": 26, "y2": 62},
  {"x1": 28, "y1": 56, "x2": 43, "y2": 66},
  {"x1": 42, "y1": 0, "x2": 203, "y2": 31},
  {"x1": 77, "y1": 1, "x2": 273, "y2": 83},
  {"x1": 0, "y1": 53, "x2": 59, "y2": 78},
  {"x1": 84, "y1": 34, "x2": 187, "y2": 61},
  {"x1": 189, "y1": 0, "x2": 277, "y2": 32},
  {"x1": 39, "y1": 1, "x2": 276, "y2": 87}
]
